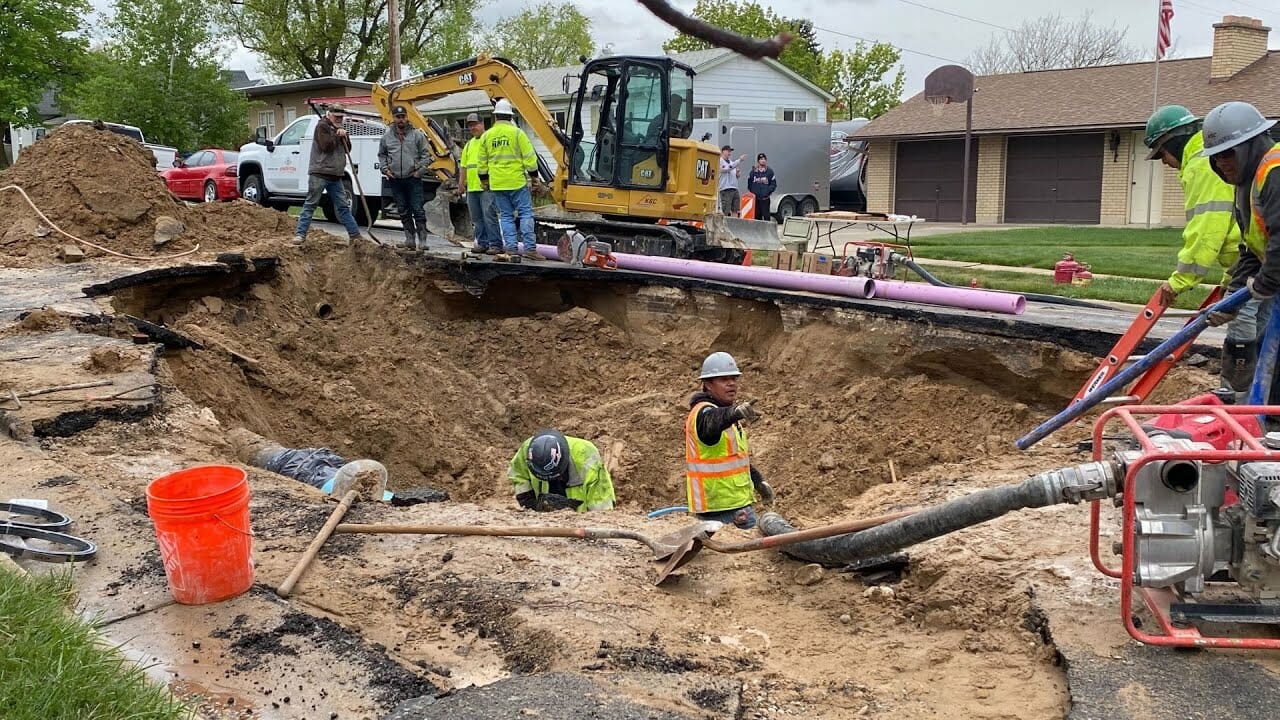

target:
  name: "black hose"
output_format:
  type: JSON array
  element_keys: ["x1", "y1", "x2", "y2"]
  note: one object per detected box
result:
[
  {"x1": 757, "y1": 474, "x2": 1064, "y2": 567},
  {"x1": 901, "y1": 257, "x2": 1112, "y2": 310}
]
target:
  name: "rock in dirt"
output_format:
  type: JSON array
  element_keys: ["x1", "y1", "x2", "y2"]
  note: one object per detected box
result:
[
  {"x1": 794, "y1": 564, "x2": 826, "y2": 586},
  {"x1": 201, "y1": 296, "x2": 225, "y2": 314},
  {"x1": 153, "y1": 216, "x2": 185, "y2": 247},
  {"x1": 817, "y1": 452, "x2": 838, "y2": 472}
]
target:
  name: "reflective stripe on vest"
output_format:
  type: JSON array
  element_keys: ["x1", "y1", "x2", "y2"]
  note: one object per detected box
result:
[
  {"x1": 1251, "y1": 146, "x2": 1280, "y2": 242},
  {"x1": 684, "y1": 401, "x2": 752, "y2": 513}
]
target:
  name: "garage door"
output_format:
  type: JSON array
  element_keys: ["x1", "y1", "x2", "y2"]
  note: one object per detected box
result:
[
  {"x1": 1004, "y1": 134, "x2": 1103, "y2": 223},
  {"x1": 894, "y1": 139, "x2": 977, "y2": 223}
]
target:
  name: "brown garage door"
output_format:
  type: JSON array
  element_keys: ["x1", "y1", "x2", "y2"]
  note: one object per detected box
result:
[
  {"x1": 1004, "y1": 134, "x2": 1103, "y2": 223},
  {"x1": 894, "y1": 139, "x2": 977, "y2": 222}
]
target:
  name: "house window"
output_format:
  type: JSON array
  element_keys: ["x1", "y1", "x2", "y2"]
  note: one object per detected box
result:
[
  {"x1": 691, "y1": 105, "x2": 719, "y2": 120},
  {"x1": 552, "y1": 110, "x2": 568, "y2": 129},
  {"x1": 284, "y1": 107, "x2": 297, "y2": 122},
  {"x1": 257, "y1": 110, "x2": 276, "y2": 137},
  {"x1": 782, "y1": 109, "x2": 808, "y2": 122}
]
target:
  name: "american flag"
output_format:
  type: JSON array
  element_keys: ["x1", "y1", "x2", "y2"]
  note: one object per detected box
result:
[{"x1": 1157, "y1": 0, "x2": 1175, "y2": 60}]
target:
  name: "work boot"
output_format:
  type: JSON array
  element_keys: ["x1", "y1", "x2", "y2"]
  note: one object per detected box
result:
[
  {"x1": 402, "y1": 227, "x2": 416, "y2": 248},
  {"x1": 484, "y1": 247, "x2": 501, "y2": 255},
  {"x1": 1220, "y1": 339, "x2": 1258, "y2": 403},
  {"x1": 522, "y1": 249, "x2": 542, "y2": 261}
]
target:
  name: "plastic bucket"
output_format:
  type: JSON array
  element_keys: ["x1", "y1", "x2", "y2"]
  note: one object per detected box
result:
[{"x1": 146, "y1": 465, "x2": 254, "y2": 605}]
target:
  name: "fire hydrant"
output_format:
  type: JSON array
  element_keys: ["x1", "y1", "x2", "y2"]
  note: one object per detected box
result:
[{"x1": 1054, "y1": 253, "x2": 1083, "y2": 285}]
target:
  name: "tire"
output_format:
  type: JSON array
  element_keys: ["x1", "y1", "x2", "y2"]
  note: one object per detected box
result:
[
  {"x1": 777, "y1": 197, "x2": 798, "y2": 222},
  {"x1": 323, "y1": 178, "x2": 378, "y2": 225},
  {"x1": 799, "y1": 196, "x2": 818, "y2": 217},
  {"x1": 203, "y1": 180, "x2": 218, "y2": 203},
  {"x1": 242, "y1": 174, "x2": 267, "y2": 206}
]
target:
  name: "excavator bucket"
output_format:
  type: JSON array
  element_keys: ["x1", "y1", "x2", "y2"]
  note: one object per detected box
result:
[
  {"x1": 421, "y1": 184, "x2": 472, "y2": 246},
  {"x1": 703, "y1": 213, "x2": 781, "y2": 251}
]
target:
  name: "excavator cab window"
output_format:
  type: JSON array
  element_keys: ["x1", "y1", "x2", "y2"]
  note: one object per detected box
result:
[{"x1": 568, "y1": 58, "x2": 674, "y2": 190}]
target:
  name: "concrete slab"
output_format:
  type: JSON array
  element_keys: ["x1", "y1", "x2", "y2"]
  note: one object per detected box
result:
[{"x1": 0, "y1": 263, "x2": 134, "y2": 324}]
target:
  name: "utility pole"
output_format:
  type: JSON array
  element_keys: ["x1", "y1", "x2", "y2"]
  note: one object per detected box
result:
[{"x1": 387, "y1": 0, "x2": 402, "y2": 81}]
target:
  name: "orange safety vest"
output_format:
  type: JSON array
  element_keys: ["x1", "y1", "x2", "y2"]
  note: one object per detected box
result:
[
  {"x1": 684, "y1": 401, "x2": 753, "y2": 513},
  {"x1": 1250, "y1": 145, "x2": 1280, "y2": 244}
]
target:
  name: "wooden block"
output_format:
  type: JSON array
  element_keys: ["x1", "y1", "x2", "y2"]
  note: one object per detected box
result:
[{"x1": 59, "y1": 244, "x2": 85, "y2": 263}]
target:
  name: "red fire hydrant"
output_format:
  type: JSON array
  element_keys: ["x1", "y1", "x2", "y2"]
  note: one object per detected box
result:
[{"x1": 1054, "y1": 253, "x2": 1082, "y2": 285}]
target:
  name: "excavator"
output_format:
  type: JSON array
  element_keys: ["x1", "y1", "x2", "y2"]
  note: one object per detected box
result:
[{"x1": 368, "y1": 54, "x2": 780, "y2": 262}]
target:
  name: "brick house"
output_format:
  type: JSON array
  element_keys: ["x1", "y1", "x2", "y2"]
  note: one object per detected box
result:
[
  {"x1": 855, "y1": 15, "x2": 1280, "y2": 225},
  {"x1": 241, "y1": 77, "x2": 374, "y2": 139}
]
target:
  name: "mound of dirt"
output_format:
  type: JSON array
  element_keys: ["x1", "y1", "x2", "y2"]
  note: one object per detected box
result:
[{"x1": 0, "y1": 124, "x2": 295, "y2": 266}]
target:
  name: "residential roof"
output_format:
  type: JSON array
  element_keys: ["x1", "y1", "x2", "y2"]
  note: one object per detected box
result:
[
  {"x1": 242, "y1": 76, "x2": 373, "y2": 98},
  {"x1": 225, "y1": 70, "x2": 263, "y2": 91},
  {"x1": 855, "y1": 51, "x2": 1280, "y2": 140}
]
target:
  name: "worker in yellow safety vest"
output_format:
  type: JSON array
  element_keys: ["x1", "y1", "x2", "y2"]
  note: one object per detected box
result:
[
  {"x1": 509, "y1": 429, "x2": 616, "y2": 512},
  {"x1": 1143, "y1": 105, "x2": 1251, "y2": 398},
  {"x1": 459, "y1": 112, "x2": 501, "y2": 254},
  {"x1": 1201, "y1": 102, "x2": 1280, "y2": 404},
  {"x1": 478, "y1": 98, "x2": 542, "y2": 259},
  {"x1": 684, "y1": 352, "x2": 774, "y2": 529}
]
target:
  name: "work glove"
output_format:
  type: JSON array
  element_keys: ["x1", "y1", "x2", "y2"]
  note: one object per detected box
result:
[
  {"x1": 753, "y1": 478, "x2": 775, "y2": 505},
  {"x1": 1206, "y1": 309, "x2": 1238, "y2": 327},
  {"x1": 1248, "y1": 276, "x2": 1276, "y2": 301},
  {"x1": 535, "y1": 493, "x2": 579, "y2": 512},
  {"x1": 1155, "y1": 281, "x2": 1177, "y2": 308},
  {"x1": 731, "y1": 400, "x2": 759, "y2": 424}
]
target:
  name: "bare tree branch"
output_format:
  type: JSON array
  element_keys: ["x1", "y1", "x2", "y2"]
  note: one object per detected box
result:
[
  {"x1": 636, "y1": 0, "x2": 791, "y2": 60},
  {"x1": 966, "y1": 11, "x2": 1140, "y2": 75}
]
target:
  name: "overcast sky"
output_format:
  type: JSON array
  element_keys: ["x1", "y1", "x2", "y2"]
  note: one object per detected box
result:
[{"x1": 94, "y1": 0, "x2": 1279, "y2": 94}]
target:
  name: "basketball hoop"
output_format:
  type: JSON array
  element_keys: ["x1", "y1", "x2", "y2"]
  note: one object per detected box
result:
[{"x1": 926, "y1": 95, "x2": 951, "y2": 117}]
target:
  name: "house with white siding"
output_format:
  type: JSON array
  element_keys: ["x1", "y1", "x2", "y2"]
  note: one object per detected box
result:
[{"x1": 420, "y1": 48, "x2": 834, "y2": 170}]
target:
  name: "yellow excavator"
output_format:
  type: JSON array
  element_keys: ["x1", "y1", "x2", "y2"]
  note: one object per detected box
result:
[{"x1": 368, "y1": 53, "x2": 779, "y2": 262}]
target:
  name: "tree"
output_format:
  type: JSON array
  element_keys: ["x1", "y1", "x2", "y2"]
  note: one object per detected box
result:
[
  {"x1": 662, "y1": 0, "x2": 822, "y2": 85},
  {"x1": 62, "y1": 0, "x2": 248, "y2": 150},
  {"x1": 821, "y1": 42, "x2": 905, "y2": 120},
  {"x1": 967, "y1": 12, "x2": 1141, "y2": 75},
  {"x1": 483, "y1": 2, "x2": 596, "y2": 70},
  {"x1": 219, "y1": 0, "x2": 477, "y2": 81},
  {"x1": 0, "y1": 0, "x2": 88, "y2": 168}
]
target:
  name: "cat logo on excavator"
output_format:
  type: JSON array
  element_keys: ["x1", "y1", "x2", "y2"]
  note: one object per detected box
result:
[{"x1": 458, "y1": 72, "x2": 475, "y2": 85}]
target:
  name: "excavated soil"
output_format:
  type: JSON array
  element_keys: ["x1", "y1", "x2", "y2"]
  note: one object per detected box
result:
[{"x1": 0, "y1": 124, "x2": 294, "y2": 266}]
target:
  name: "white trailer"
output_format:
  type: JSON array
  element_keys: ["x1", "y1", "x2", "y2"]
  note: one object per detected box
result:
[{"x1": 692, "y1": 119, "x2": 831, "y2": 222}]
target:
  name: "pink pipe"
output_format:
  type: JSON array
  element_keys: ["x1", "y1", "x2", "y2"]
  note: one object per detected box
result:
[
  {"x1": 536, "y1": 244, "x2": 875, "y2": 298},
  {"x1": 876, "y1": 279, "x2": 1026, "y2": 315}
]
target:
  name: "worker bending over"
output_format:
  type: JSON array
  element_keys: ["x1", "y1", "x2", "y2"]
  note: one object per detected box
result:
[
  {"x1": 1142, "y1": 105, "x2": 1248, "y2": 398},
  {"x1": 509, "y1": 429, "x2": 615, "y2": 512},
  {"x1": 684, "y1": 352, "x2": 774, "y2": 529}
]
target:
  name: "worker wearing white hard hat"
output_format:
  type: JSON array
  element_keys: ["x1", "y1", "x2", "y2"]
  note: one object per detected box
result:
[
  {"x1": 477, "y1": 97, "x2": 542, "y2": 259},
  {"x1": 683, "y1": 351, "x2": 774, "y2": 529}
]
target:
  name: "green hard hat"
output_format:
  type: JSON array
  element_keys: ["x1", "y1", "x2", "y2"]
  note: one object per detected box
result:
[{"x1": 1144, "y1": 105, "x2": 1199, "y2": 159}]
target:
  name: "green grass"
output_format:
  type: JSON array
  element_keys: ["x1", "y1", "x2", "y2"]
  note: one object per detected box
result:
[
  {"x1": 0, "y1": 567, "x2": 192, "y2": 719},
  {"x1": 917, "y1": 263, "x2": 1212, "y2": 309},
  {"x1": 909, "y1": 227, "x2": 1188, "y2": 280}
]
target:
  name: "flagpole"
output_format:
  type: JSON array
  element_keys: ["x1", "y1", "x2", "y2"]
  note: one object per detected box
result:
[{"x1": 1145, "y1": 0, "x2": 1162, "y2": 229}]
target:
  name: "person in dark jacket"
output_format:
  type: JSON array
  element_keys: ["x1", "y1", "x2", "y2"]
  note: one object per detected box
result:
[
  {"x1": 295, "y1": 103, "x2": 364, "y2": 244},
  {"x1": 378, "y1": 105, "x2": 430, "y2": 249},
  {"x1": 746, "y1": 153, "x2": 776, "y2": 221}
]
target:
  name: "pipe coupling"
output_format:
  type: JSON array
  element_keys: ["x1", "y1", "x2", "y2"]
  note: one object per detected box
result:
[{"x1": 1032, "y1": 460, "x2": 1120, "y2": 505}]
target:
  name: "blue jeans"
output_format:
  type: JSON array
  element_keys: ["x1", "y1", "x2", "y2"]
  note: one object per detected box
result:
[
  {"x1": 697, "y1": 506, "x2": 757, "y2": 530},
  {"x1": 1226, "y1": 297, "x2": 1272, "y2": 343},
  {"x1": 386, "y1": 177, "x2": 425, "y2": 233},
  {"x1": 297, "y1": 175, "x2": 360, "y2": 238},
  {"x1": 466, "y1": 189, "x2": 500, "y2": 249},
  {"x1": 492, "y1": 185, "x2": 536, "y2": 253}
]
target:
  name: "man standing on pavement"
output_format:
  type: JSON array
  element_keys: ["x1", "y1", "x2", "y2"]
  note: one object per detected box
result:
[
  {"x1": 747, "y1": 153, "x2": 776, "y2": 222},
  {"x1": 684, "y1": 352, "x2": 775, "y2": 529},
  {"x1": 509, "y1": 429, "x2": 616, "y2": 512},
  {"x1": 378, "y1": 105, "x2": 429, "y2": 249},
  {"x1": 718, "y1": 145, "x2": 746, "y2": 216},
  {"x1": 459, "y1": 112, "x2": 501, "y2": 254},
  {"x1": 478, "y1": 99, "x2": 542, "y2": 259},
  {"x1": 295, "y1": 103, "x2": 364, "y2": 244},
  {"x1": 1143, "y1": 105, "x2": 1250, "y2": 398}
]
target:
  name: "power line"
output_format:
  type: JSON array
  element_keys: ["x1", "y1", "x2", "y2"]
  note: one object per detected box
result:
[
  {"x1": 892, "y1": 0, "x2": 1013, "y2": 33},
  {"x1": 813, "y1": 25, "x2": 969, "y2": 66}
]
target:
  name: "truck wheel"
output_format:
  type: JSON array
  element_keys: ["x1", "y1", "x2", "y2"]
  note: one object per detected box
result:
[
  {"x1": 242, "y1": 174, "x2": 267, "y2": 206},
  {"x1": 799, "y1": 196, "x2": 818, "y2": 217},
  {"x1": 777, "y1": 197, "x2": 797, "y2": 222}
]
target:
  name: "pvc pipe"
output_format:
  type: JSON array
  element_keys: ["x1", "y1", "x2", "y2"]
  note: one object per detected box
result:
[
  {"x1": 647, "y1": 505, "x2": 689, "y2": 519},
  {"x1": 900, "y1": 256, "x2": 1108, "y2": 310},
  {"x1": 536, "y1": 244, "x2": 874, "y2": 299},
  {"x1": 876, "y1": 279, "x2": 1025, "y2": 315},
  {"x1": 1016, "y1": 287, "x2": 1252, "y2": 450}
]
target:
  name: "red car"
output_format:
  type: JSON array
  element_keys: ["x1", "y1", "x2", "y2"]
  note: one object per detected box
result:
[{"x1": 161, "y1": 149, "x2": 240, "y2": 202}]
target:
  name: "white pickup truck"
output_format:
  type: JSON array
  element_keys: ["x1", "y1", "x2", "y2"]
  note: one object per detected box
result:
[
  {"x1": 237, "y1": 114, "x2": 386, "y2": 224},
  {"x1": 61, "y1": 120, "x2": 177, "y2": 170}
]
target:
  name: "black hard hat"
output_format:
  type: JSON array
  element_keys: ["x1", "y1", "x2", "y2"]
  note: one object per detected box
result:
[
  {"x1": 392, "y1": 105, "x2": 409, "y2": 116},
  {"x1": 527, "y1": 429, "x2": 571, "y2": 482}
]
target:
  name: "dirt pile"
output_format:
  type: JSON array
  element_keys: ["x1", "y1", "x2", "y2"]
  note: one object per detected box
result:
[{"x1": 0, "y1": 124, "x2": 294, "y2": 266}]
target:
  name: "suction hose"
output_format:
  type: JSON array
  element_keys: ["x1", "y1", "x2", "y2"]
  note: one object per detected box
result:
[
  {"x1": 898, "y1": 255, "x2": 1112, "y2": 310},
  {"x1": 758, "y1": 461, "x2": 1118, "y2": 567}
]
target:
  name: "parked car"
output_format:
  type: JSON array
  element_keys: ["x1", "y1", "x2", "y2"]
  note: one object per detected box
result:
[{"x1": 162, "y1": 149, "x2": 240, "y2": 202}]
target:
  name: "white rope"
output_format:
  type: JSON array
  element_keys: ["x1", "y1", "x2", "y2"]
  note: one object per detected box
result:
[{"x1": 0, "y1": 184, "x2": 200, "y2": 262}]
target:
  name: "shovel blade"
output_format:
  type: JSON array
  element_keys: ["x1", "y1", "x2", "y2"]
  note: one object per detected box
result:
[
  {"x1": 654, "y1": 538, "x2": 705, "y2": 585},
  {"x1": 651, "y1": 520, "x2": 722, "y2": 560},
  {"x1": 703, "y1": 213, "x2": 781, "y2": 251}
]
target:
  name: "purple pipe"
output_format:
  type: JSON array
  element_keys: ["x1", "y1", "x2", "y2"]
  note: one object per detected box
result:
[
  {"x1": 536, "y1": 244, "x2": 875, "y2": 298},
  {"x1": 876, "y1": 279, "x2": 1026, "y2": 315}
]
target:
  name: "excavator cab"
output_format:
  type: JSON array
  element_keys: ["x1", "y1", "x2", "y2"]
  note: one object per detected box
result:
[{"x1": 567, "y1": 57, "x2": 694, "y2": 193}]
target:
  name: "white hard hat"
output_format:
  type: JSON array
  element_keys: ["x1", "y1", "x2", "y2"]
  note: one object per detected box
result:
[
  {"x1": 699, "y1": 351, "x2": 741, "y2": 380},
  {"x1": 494, "y1": 99, "x2": 514, "y2": 116},
  {"x1": 1200, "y1": 101, "x2": 1277, "y2": 157}
]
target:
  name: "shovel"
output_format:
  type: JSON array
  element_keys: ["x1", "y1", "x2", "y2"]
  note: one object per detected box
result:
[
  {"x1": 704, "y1": 508, "x2": 916, "y2": 554},
  {"x1": 334, "y1": 520, "x2": 722, "y2": 585}
]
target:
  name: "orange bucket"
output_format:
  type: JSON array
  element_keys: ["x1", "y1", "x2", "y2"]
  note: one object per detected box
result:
[{"x1": 146, "y1": 465, "x2": 254, "y2": 605}]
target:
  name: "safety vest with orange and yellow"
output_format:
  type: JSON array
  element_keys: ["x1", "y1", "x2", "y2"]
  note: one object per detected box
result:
[
  {"x1": 1244, "y1": 144, "x2": 1280, "y2": 258},
  {"x1": 684, "y1": 402, "x2": 754, "y2": 513}
]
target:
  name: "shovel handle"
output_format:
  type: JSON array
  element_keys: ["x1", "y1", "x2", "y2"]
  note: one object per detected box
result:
[
  {"x1": 277, "y1": 489, "x2": 358, "y2": 598},
  {"x1": 335, "y1": 523, "x2": 596, "y2": 539},
  {"x1": 706, "y1": 509, "x2": 916, "y2": 553}
]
